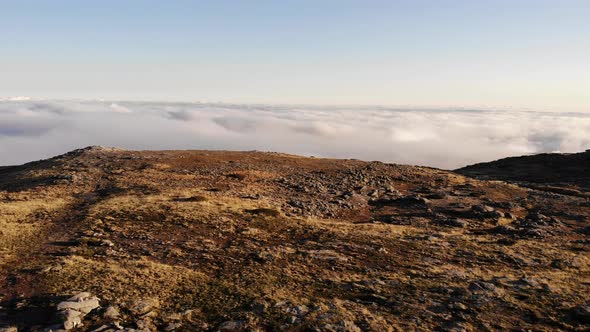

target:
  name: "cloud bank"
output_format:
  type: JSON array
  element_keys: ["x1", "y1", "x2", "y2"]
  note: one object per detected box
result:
[{"x1": 1, "y1": 100, "x2": 589, "y2": 169}]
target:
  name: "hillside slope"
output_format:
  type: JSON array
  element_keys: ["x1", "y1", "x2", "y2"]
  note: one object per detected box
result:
[
  {"x1": 457, "y1": 150, "x2": 590, "y2": 196},
  {"x1": 1, "y1": 147, "x2": 589, "y2": 331}
]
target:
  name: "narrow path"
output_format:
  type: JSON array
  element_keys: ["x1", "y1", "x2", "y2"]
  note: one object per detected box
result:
[{"x1": 0, "y1": 171, "x2": 112, "y2": 329}]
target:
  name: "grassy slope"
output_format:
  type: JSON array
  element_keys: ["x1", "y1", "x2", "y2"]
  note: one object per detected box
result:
[{"x1": 1, "y1": 148, "x2": 589, "y2": 331}]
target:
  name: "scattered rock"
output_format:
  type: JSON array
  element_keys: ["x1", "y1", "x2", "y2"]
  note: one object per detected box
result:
[
  {"x1": 471, "y1": 204, "x2": 503, "y2": 219},
  {"x1": 246, "y1": 208, "x2": 281, "y2": 217},
  {"x1": 322, "y1": 320, "x2": 362, "y2": 332},
  {"x1": 218, "y1": 320, "x2": 246, "y2": 331},
  {"x1": 55, "y1": 292, "x2": 100, "y2": 330},
  {"x1": 472, "y1": 204, "x2": 494, "y2": 213},
  {"x1": 62, "y1": 314, "x2": 82, "y2": 330},
  {"x1": 89, "y1": 325, "x2": 111, "y2": 332},
  {"x1": 369, "y1": 195, "x2": 428, "y2": 207},
  {"x1": 573, "y1": 302, "x2": 590, "y2": 323},
  {"x1": 438, "y1": 217, "x2": 467, "y2": 228},
  {"x1": 488, "y1": 225, "x2": 517, "y2": 235},
  {"x1": 285, "y1": 304, "x2": 310, "y2": 317},
  {"x1": 172, "y1": 195, "x2": 208, "y2": 202},
  {"x1": 57, "y1": 295, "x2": 100, "y2": 314},
  {"x1": 130, "y1": 298, "x2": 160, "y2": 316},
  {"x1": 103, "y1": 305, "x2": 120, "y2": 320},
  {"x1": 165, "y1": 322, "x2": 183, "y2": 331},
  {"x1": 135, "y1": 317, "x2": 157, "y2": 330},
  {"x1": 4, "y1": 149, "x2": 589, "y2": 332},
  {"x1": 0, "y1": 327, "x2": 18, "y2": 332}
]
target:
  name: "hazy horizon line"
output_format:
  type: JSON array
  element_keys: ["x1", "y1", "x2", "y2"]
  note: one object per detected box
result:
[
  {"x1": 4, "y1": 145, "x2": 585, "y2": 171},
  {"x1": 2, "y1": 96, "x2": 588, "y2": 114}
]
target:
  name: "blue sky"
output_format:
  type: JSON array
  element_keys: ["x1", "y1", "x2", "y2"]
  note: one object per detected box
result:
[{"x1": 1, "y1": 0, "x2": 589, "y2": 110}]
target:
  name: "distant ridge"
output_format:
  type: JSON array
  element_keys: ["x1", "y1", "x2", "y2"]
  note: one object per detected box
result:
[{"x1": 457, "y1": 150, "x2": 590, "y2": 194}]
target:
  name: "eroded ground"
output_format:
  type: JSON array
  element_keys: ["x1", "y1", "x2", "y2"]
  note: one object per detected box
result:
[{"x1": 0, "y1": 147, "x2": 589, "y2": 331}]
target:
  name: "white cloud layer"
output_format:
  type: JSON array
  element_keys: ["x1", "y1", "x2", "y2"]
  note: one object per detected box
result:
[{"x1": 1, "y1": 100, "x2": 589, "y2": 169}]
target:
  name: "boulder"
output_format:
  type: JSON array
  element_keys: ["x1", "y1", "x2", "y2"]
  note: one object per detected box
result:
[
  {"x1": 63, "y1": 315, "x2": 82, "y2": 330},
  {"x1": 472, "y1": 204, "x2": 495, "y2": 213},
  {"x1": 57, "y1": 296, "x2": 100, "y2": 314},
  {"x1": 103, "y1": 305, "x2": 120, "y2": 320},
  {"x1": 55, "y1": 292, "x2": 100, "y2": 330},
  {"x1": 573, "y1": 302, "x2": 590, "y2": 323},
  {"x1": 130, "y1": 298, "x2": 160, "y2": 316},
  {"x1": 67, "y1": 292, "x2": 92, "y2": 301},
  {"x1": 0, "y1": 327, "x2": 18, "y2": 332},
  {"x1": 218, "y1": 320, "x2": 246, "y2": 331},
  {"x1": 135, "y1": 317, "x2": 157, "y2": 330},
  {"x1": 438, "y1": 217, "x2": 467, "y2": 228}
]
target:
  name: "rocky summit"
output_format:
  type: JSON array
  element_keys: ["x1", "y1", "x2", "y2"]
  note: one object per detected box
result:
[{"x1": 0, "y1": 147, "x2": 589, "y2": 331}]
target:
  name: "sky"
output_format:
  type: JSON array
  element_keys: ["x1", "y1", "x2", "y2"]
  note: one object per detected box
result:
[
  {"x1": 1, "y1": 0, "x2": 589, "y2": 110},
  {"x1": 1, "y1": 1, "x2": 589, "y2": 167}
]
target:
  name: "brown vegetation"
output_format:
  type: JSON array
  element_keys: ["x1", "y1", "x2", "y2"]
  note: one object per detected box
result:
[{"x1": 0, "y1": 146, "x2": 589, "y2": 331}]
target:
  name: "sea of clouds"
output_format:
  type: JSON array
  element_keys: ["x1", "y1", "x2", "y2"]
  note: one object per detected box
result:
[{"x1": 1, "y1": 99, "x2": 589, "y2": 169}]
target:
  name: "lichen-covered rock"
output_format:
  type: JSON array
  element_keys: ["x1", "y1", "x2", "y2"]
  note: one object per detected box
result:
[
  {"x1": 129, "y1": 298, "x2": 160, "y2": 316},
  {"x1": 55, "y1": 292, "x2": 100, "y2": 330},
  {"x1": 103, "y1": 305, "x2": 121, "y2": 320},
  {"x1": 0, "y1": 327, "x2": 18, "y2": 332},
  {"x1": 218, "y1": 320, "x2": 246, "y2": 332},
  {"x1": 57, "y1": 294, "x2": 100, "y2": 314}
]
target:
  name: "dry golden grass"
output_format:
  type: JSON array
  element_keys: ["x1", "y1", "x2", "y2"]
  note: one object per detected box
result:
[
  {"x1": 0, "y1": 197, "x2": 72, "y2": 261},
  {"x1": 2, "y1": 149, "x2": 589, "y2": 331},
  {"x1": 44, "y1": 256, "x2": 208, "y2": 310}
]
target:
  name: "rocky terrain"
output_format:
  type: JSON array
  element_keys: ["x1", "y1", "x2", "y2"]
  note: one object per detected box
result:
[
  {"x1": 457, "y1": 150, "x2": 590, "y2": 197},
  {"x1": 0, "y1": 147, "x2": 589, "y2": 331}
]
